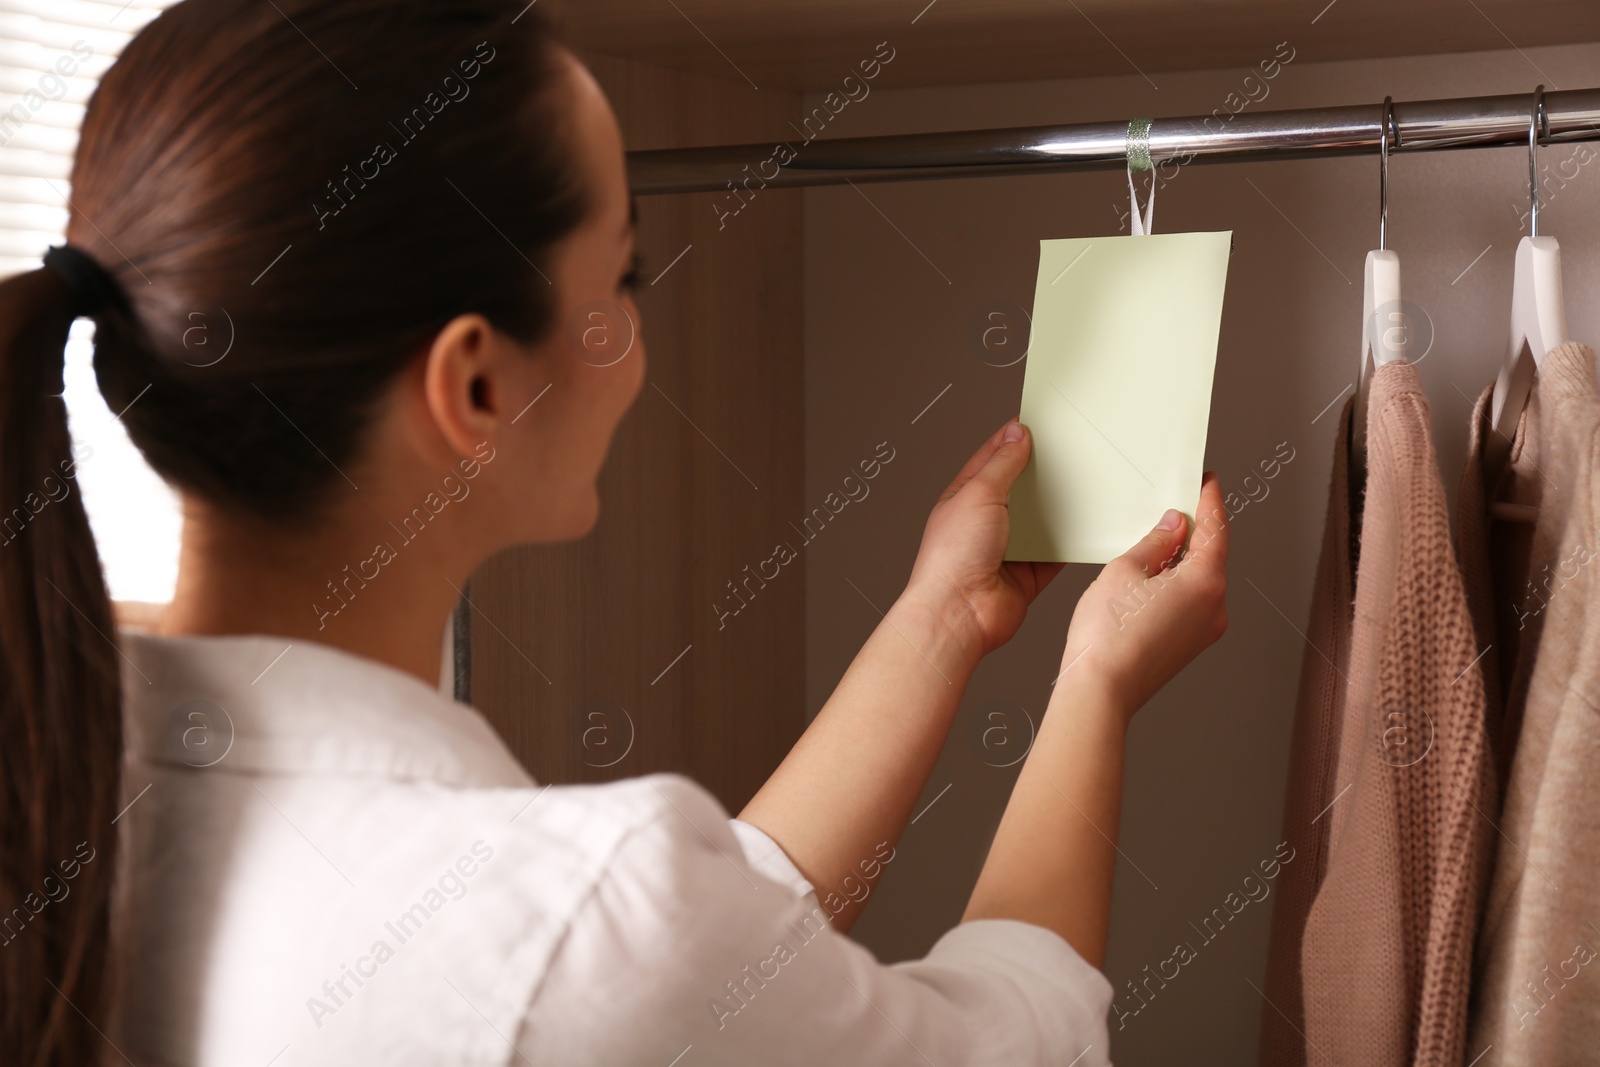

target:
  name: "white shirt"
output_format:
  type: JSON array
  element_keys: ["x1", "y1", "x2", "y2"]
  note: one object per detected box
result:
[{"x1": 109, "y1": 630, "x2": 1113, "y2": 1066}]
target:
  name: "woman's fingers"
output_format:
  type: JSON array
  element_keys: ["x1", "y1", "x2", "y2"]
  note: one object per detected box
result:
[
  {"x1": 1113, "y1": 471, "x2": 1229, "y2": 581},
  {"x1": 956, "y1": 421, "x2": 1031, "y2": 507},
  {"x1": 937, "y1": 419, "x2": 1021, "y2": 504},
  {"x1": 1113, "y1": 507, "x2": 1188, "y2": 578},
  {"x1": 1001, "y1": 559, "x2": 1067, "y2": 602},
  {"x1": 1182, "y1": 471, "x2": 1231, "y2": 569},
  {"x1": 1044, "y1": 470, "x2": 1233, "y2": 720}
]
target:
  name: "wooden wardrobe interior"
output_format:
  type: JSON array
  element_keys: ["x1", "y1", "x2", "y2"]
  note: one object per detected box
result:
[
  {"x1": 463, "y1": 10, "x2": 1600, "y2": 1066},
  {"x1": 466, "y1": 0, "x2": 1600, "y2": 820},
  {"x1": 464, "y1": 50, "x2": 806, "y2": 807}
]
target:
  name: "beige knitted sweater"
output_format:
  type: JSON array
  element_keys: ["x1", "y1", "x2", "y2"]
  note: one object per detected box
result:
[
  {"x1": 1463, "y1": 342, "x2": 1600, "y2": 1059},
  {"x1": 1283, "y1": 360, "x2": 1497, "y2": 1065}
]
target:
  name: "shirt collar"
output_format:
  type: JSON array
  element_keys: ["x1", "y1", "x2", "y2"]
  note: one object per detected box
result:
[{"x1": 117, "y1": 628, "x2": 533, "y2": 788}]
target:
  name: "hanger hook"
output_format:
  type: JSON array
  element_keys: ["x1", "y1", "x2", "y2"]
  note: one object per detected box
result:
[
  {"x1": 1528, "y1": 85, "x2": 1545, "y2": 237},
  {"x1": 1379, "y1": 96, "x2": 1396, "y2": 250}
]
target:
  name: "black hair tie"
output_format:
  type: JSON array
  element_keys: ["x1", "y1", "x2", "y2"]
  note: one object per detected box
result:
[{"x1": 43, "y1": 244, "x2": 128, "y2": 319}]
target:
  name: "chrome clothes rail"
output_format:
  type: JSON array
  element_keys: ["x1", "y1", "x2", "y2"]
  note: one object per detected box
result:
[{"x1": 627, "y1": 87, "x2": 1600, "y2": 195}]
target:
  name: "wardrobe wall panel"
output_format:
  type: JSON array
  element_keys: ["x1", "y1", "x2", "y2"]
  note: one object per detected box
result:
[
  {"x1": 466, "y1": 53, "x2": 807, "y2": 813},
  {"x1": 561, "y1": 0, "x2": 1600, "y2": 93}
]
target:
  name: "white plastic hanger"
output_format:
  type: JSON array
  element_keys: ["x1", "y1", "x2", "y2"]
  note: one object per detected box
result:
[
  {"x1": 1352, "y1": 99, "x2": 1405, "y2": 475},
  {"x1": 1488, "y1": 87, "x2": 1566, "y2": 523}
]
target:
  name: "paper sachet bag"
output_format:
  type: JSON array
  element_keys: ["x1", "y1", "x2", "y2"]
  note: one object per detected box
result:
[{"x1": 1006, "y1": 229, "x2": 1232, "y2": 564}]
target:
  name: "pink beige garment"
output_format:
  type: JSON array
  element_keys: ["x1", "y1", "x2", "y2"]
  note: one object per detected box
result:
[
  {"x1": 1464, "y1": 342, "x2": 1600, "y2": 1060},
  {"x1": 1298, "y1": 358, "x2": 1496, "y2": 1066},
  {"x1": 1258, "y1": 396, "x2": 1357, "y2": 1067},
  {"x1": 1456, "y1": 366, "x2": 1544, "y2": 794}
]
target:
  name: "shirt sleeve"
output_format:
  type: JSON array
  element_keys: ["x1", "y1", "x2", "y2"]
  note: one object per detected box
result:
[
  {"x1": 514, "y1": 774, "x2": 1113, "y2": 1066},
  {"x1": 727, "y1": 818, "x2": 816, "y2": 899}
]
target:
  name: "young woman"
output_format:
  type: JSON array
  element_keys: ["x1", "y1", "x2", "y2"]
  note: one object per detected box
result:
[{"x1": 0, "y1": 2, "x2": 1229, "y2": 1063}]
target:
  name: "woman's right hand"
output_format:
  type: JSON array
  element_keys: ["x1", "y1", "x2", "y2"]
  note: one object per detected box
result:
[{"x1": 1059, "y1": 471, "x2": 1231, "y2": 718}]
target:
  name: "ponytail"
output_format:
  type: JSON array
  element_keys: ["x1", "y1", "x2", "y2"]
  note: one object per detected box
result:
[{"x1": 0, "y1": 266, "x2": 122, "y2": 1065}]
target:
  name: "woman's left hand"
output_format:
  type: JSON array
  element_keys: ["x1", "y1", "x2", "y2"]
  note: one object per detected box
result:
[{"x1": 904, "y1": 420, "x2": 1063, "y2": 657}]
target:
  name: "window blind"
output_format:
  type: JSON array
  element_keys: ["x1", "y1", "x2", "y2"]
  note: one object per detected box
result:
[
  {"x1": 0, "y1": 0, "x2": 173, "y2": 276},
  {"x1": 2, "y1": 0, "x2": 180, "y2": 604}
]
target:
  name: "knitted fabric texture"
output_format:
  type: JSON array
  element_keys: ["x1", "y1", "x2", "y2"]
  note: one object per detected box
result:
[
  {"x1": 1466, "y1": 342, "x2": 1600, "y2": 1058},
  {"x1": 1258, "y1": 396, "x2": 1357, "y2": 1067},
  {"x1": 1300, "y1": 359, "x2": 1496, "y2": 1066}
]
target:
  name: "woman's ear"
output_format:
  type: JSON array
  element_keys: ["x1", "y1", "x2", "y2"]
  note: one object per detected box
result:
[{"x1": 421, "y1": 312, "x2": 503, "y2": 460}]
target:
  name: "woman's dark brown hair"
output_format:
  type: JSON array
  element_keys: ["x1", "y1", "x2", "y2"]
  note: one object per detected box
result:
[{"x1": 0, "y1": 1, "x2": 589, "y2": 1060}]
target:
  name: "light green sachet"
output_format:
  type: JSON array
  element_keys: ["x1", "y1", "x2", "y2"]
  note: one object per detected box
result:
[{"x1": 1006, "y1": 230, "x2": 1233, "y2": 563}]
